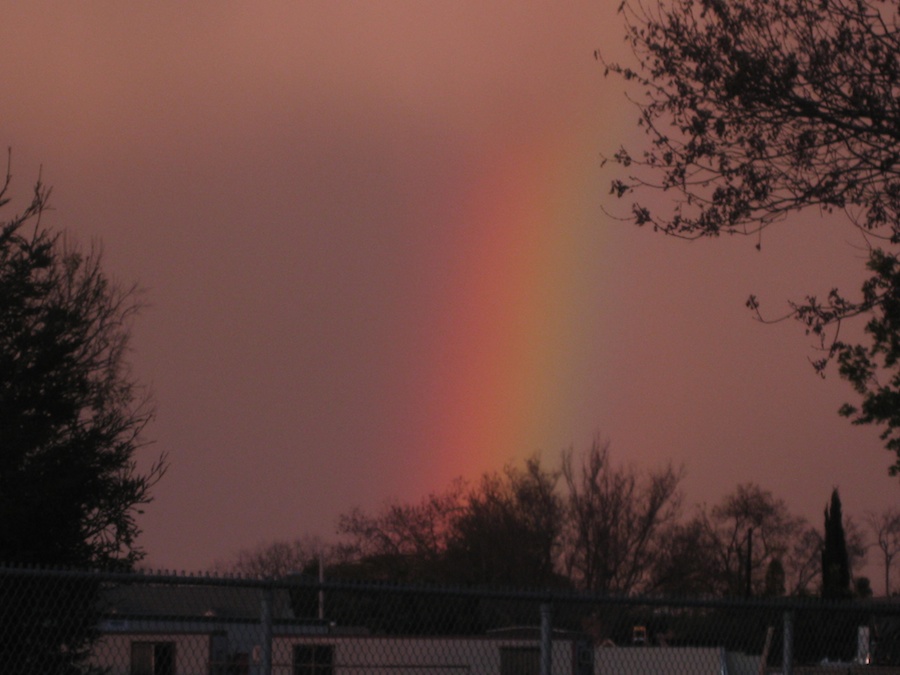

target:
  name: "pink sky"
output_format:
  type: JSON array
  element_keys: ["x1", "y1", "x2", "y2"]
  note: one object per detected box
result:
[{"x1": 2, "y1": 2, "x2": 896, "y2": 575}]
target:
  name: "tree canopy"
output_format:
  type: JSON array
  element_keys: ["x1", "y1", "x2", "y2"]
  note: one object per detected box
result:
[
  {"x1": 219, "y1": 449, "x2": 879, "y2": 604},
  {"x1": 604, "y1": 0, "x2": 900, "y2": 473}
]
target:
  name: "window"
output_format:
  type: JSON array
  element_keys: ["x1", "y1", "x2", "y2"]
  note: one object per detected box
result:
[
  {"x1": 500, "y1": 646, "x2": 539, "y2": 675},
  {"x1": 293, "y1": 644, "x2": 333, "y2": 675},
  {"x1": 131, "y1": 641, "x2": 175, "y2": 675}
]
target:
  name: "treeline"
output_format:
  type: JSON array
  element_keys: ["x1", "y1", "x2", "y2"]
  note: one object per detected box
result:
[{"x1": 215, "y1": 439, "x2": 885, "y2": 599}]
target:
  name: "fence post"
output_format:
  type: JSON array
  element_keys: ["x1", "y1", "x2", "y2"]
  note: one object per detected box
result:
[
  {"x1": 782, "y1": 609, "x2": 794, "y2": 675},
  {"x1": 540, "y1": 602, "x2": 552, "y2": 675},
  {"x1": 260, "y1": 584, "x2": 273, "y2": 675}
]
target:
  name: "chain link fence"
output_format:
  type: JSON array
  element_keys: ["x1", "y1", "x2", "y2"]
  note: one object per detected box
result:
[{"x1": 1, "y1": 565, "x2": 899, "y2": 674}]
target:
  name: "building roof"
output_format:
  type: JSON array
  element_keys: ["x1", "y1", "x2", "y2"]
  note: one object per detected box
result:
[{"x1": 101, "y1": 582, "x2": 297, "y2": 622}]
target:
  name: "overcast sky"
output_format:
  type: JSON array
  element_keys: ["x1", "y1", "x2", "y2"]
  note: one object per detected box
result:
[{"x1": 2, "y1": 2, "x2": 896, "y2": 575}]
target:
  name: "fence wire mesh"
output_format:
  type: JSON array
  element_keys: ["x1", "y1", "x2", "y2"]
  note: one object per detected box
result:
[{"x1": 1, "y1": 565, "x2": 899, "y2": 674}]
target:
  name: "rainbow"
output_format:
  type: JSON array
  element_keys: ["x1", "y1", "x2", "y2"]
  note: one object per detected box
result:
[{"x1": 415, "y1": 120, "x2": 617, "y2": 488}]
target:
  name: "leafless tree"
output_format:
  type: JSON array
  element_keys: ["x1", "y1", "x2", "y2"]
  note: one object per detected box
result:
[
  {"x1": 787, "y1": 525, "x2": 826, "y2": 595},
  {"x1": 561, "y1": 438, "x2": 683, "y2": 594},
  {"x1": 652, "y1": 484, "x2": 812, "y2": 596},
  {"x1": 716, "y1": 483, "x2": 810, "y2": 596},
  {"x1": 866, "y1": 507, "x2": 900, "y2": 595},
  {"x1": 213, "y1": 535, "x2": 332, "y2": 578},
  {"x1": 337, "y1": 479, "x2": 466, "y2": 565}
]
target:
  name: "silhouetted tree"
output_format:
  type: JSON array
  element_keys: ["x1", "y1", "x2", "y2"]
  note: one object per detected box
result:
[
  {"x1": 604, "y1": 0, "x2": 900, "y2": 474},
  {"x1": 822, "y1": 489, "x2": 852, "y2": 599},
  {"x1": 866, "y1": 506, "x2": 900, "y2": 595},
  {"x1": 856, "y1": 576, "x2": 874, "y2": 598},
  {"x1": 336, "y1": 479, "x2": 466, "y2": 583},
  {"x1": 0, "y1": 158, "x2": 165, "y2": 672},
  {"x1": 787, "y1": 526, "x2": 827, "y2": 596},
  {"x1": 763, "y1": 558, "x2": 786, "y2": 597},
  {"x1": 213, "y1": 535, "x2": 333, "y2": 578},
  {"x1": 561, "y1": 438, "x2": 682, "y2": 594},
  {"x1": 318, "y1": 464, "x2": 566, "y2": 633},
  {"x1": 782, "y1": 509, "x2": 868, "y2": 597},
  {"x1": 444, "y1": 458, "x2": 567, "y2": 589},
  {"x1": 647, "y1": 517, "x2": 721, "y2": 596},
  {"x1": 651, "y1": 483, "x2": 811, "y2": 596},
  {"x1": 803, "y1": 489, "x2": 861, "y2": 662},
  {"x1": 713, "y1": 484, "x2": 809, "y2": 596},
  {"x1": 334, "y1": 458, "x2": 567, "y2": 589}
]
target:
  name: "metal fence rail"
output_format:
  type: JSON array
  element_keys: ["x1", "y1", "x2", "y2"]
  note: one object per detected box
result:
[{"x1": 0, "y1": 565, "x2": 898, "y2": 674}]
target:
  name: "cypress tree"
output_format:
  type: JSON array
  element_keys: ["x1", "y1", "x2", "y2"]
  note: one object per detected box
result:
[{"x1": 822, "y1": 489, "x2": 851, "y2": 599}]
